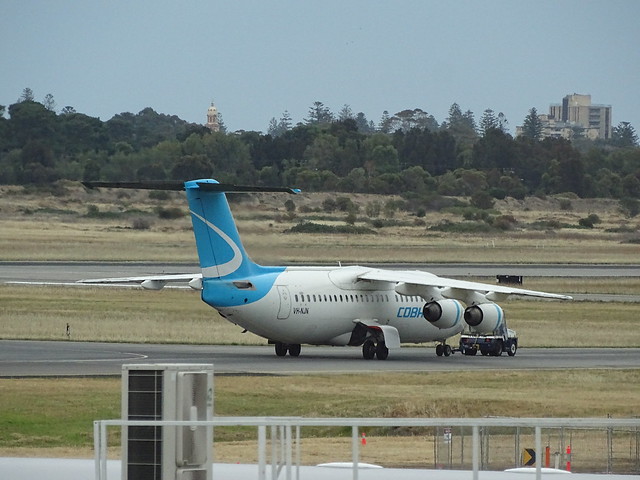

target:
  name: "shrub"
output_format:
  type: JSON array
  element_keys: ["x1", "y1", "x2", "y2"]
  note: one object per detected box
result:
[
  {"x1": 470, "y1": 191, "x2": 495, "y2": 210},
  {"x1": 578, "y1": 213, "x2": 601, "y2": 229},
  {"x1": 322, "y1": 198, "x2": 337, "y2": 213},
  {"x1": 493, "y1": 215, "x2": 517, "y2": 231},
  {"x1": 284, "y1": 199, "x2": 296, "y2": 213},
  {"x1": 157, "y1": 206, "x2": 184, "y2": 219},
  {"x1": 132, "y1": 217, "x2": 152, "y2": 230},
  {"x1": 149, "y1": 190, "x2": 171, "y2": 201},
  {"x1": 559, "y1": 199, "x2": 572, "y2": 210},
  {"x1": 286, "y1": 222, "x2": 375, "y2": 234}
]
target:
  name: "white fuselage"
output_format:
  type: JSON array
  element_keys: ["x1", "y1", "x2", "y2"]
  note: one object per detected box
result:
[{"x1": 212, "y1": 266, "x2": 464, "y2": 346}]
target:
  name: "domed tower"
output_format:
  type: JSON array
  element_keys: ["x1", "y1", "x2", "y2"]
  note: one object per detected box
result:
[{"x1": 206, "y1": 101, "x2": 220, "y2": 132}]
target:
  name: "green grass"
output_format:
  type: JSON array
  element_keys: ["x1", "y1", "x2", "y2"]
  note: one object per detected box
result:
[
  {"x1": 2, "y1": 370, "x2": 639, "y2": 451},
  {"x1": 0, "y1": 379, "x2": 119, "y2": 448}
]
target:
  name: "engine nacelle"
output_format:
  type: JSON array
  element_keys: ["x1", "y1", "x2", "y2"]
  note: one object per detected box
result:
[
  {"x1": 464, "y1": 303, "x2": 504, "y2": 333},
  {"x1": 423, "y1": 299, "x2": 464, "y2": 329}
]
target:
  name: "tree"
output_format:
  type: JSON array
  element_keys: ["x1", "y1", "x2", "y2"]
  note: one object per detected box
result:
[
  {"x1": 8, "y1": 100, "x2": 57, "y2": 147},
  {"x1": 612, "y1": 122, "x2": 638, "y2": 148},
  {"x1": 305, "y1": 101, "x2": 333, "y2": 125},
  {"x1": 479, "y1": 109, "x2": 498, "y2": 136},
  {"x1": 378, "y1": 110, "x2": 392, "y2": 133},
  {"x1": 60, "y1": 106, "x2": 77, "y2": 115},
  {"x1": 388, "y1": 109, "x2": 438, "y2": 133},
  {"x1": 354, "y1": 112, "x2": 374, "y2": 133},
  {"x1": 19, "y1": 87, "x2": 35, "y2": 102},
  {"x1": 338, "y1": 104, "x2": 354, "y2": 121},
  {"x1": 43, "y1": 93, "x2": 56, "y2": 112},
  {"x1": 521, "y1": 107, "x2": 543, "y2": 141},
  {"x1": 267, "y1": 111, "x2": 293, "y2": 137},
  {"x1": 443, "y1": 103, "x2": 477, "y2": 145}
]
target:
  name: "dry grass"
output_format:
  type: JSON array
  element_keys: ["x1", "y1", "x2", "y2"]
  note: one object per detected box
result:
[
  {"x1": 1, "y1": 184, "x2": 639, "y2": 263},
  {"x1": 1, "y1": 284, "x2": 639, "y2": 347},
  {"x1": 0, "y1": 285, "x2": 264, "y2": 345}
]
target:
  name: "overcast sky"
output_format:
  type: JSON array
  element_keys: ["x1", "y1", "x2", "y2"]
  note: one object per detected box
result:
[{"x1": 2, "y1": 1, "x2": 639, "y2": 134}]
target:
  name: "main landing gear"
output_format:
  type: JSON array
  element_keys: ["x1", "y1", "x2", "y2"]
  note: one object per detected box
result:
[
  {"x1": 435, "y1": 342, "x2": 452, "y2": 357},
  {"x1": 362, "y1": 339, "x2": 389, "y2": 360},
  {"x1": 274, "y1": 342, "x2": 301, "y2": 357}
]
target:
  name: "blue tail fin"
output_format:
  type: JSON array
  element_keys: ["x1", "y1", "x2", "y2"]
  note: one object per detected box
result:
[{"x1": 185, "y1": 179, "x2": 257, "y2": 279}]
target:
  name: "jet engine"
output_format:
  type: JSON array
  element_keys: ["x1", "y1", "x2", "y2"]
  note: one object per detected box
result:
[
  {"x1": 422, "y1": 299, "x2": 464, "y2": 329},
  {"x1": 464, "y1": 303, "x2": 504, "y2": 333}
]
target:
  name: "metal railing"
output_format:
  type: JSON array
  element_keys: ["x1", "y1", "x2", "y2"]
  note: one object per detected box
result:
[{"x1": 94, "y1": 416, "x2": 640, "y2": 480}]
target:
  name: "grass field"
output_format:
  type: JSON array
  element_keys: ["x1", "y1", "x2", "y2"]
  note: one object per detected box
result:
[
  {"x1": 1, "y1": 183, "x2": 639, "y2": 264},
  {"x1": 1, "y1": 283, "x2": 640, "y2": 347},
  {"x1": 1, "y1": 370, "x2": 639, "y2": 470}
]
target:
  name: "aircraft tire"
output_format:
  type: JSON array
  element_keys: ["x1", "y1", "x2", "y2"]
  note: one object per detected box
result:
[
  {"x1": 275, "y1": 342, "x2": 288, "y2": 357},
  {"x1": 375, "y1": 342, "x2": 389, "y2": 360},
  {"x1": 362, "y1": 340, "x2": 376, "y2": 360},
  {"x1": 288, "y1": 344, "x2": 301, "y2": 357},
  {"x1": 444, "y1": 344, "x2": 452, "y2": 356},
  {"x1": 436, "y1": 344, "x2": 444, "y2": 356}
]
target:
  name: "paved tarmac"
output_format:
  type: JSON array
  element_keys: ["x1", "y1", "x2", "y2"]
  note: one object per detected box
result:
[
  {"x1": 3, "y1": 261, "x2": 640, "y2": 302},
  {"x1": 1, "y1": 340, "x2": 638, "y2": 377},
  {"x1": 2, "y1": 261, "x2": 640, "y2": 285}
]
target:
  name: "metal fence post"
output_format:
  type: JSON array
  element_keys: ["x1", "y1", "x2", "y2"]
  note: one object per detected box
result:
[
  {"x1": 258, "y1": 425, "x2": 266, "y2": 480},
  {"x1": 535, "y1": 426, "x2": 542, "y2": 480},
  {"x1": 352, "y1": 425, "x2": 359, "y2": 480},
  {"x1": 472, "y1": 425, "x2": 479, "y2": 480}
]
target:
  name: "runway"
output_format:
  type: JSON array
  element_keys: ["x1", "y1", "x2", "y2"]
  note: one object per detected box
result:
[
  {"x1": 1, "y1": 340, "x2": 638, "y2": 377},
  {"x1": 2, "y1": 261, "x2": 640, "y2": 285}
]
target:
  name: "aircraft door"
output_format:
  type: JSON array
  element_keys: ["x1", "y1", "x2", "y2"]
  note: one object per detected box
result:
[{"x1": 276, "y1": 285, "x2": 291, "y2": 319}]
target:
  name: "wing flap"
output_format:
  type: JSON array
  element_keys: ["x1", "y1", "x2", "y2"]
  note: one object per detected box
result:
[{"x1": 358, "y1": 268, "x2": 572, "y2": 301}]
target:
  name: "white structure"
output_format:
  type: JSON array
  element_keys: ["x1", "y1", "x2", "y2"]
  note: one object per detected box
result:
[
  {"x1": 121, "y1": 364, "x2": 214, "y2": 480},
  {"x1": 517, "y1": 93, "x2": 612, "y2": 141},
  {"x1": 206, "y1": 102, "x2": 220, "y2": 132}
]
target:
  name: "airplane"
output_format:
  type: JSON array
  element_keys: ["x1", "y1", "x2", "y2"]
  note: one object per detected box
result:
[{"x1": 80, "y1": 178, "x2": 572, "y2": 360}]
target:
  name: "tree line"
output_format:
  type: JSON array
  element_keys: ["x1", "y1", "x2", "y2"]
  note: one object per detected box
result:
[{"x1": 1, "y1": 89, "x2": 639, "y2": 211}]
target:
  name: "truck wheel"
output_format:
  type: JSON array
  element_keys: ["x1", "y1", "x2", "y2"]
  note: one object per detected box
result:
[
  {"x1": 507, "y1": 342, "x2": 517, "y2": 356},
  {"x1": 465, "y1": 348, "x2": 477, "y2": 356}
]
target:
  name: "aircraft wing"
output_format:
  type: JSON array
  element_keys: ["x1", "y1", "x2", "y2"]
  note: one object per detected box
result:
[
  {"x1": 357, "y1": 268, "x2": 572, "y2": 302},
  {"x1": 77, "y1": 273, "x2": 203, "y2": 290}
]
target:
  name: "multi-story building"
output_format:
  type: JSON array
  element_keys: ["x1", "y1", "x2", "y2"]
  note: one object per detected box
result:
[{"x1": 517, "y1": 93, "x2": 612, "y2": 140}]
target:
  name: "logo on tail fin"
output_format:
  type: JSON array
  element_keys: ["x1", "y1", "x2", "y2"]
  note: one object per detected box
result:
[{"x1": 190, "y1": 210, "x2": 243, "y2": 277}]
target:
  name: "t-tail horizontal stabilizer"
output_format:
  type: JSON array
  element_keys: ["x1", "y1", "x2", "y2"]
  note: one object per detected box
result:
[{"x1": 82, "y1": 180, "x2": 300, "y2": 194}]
